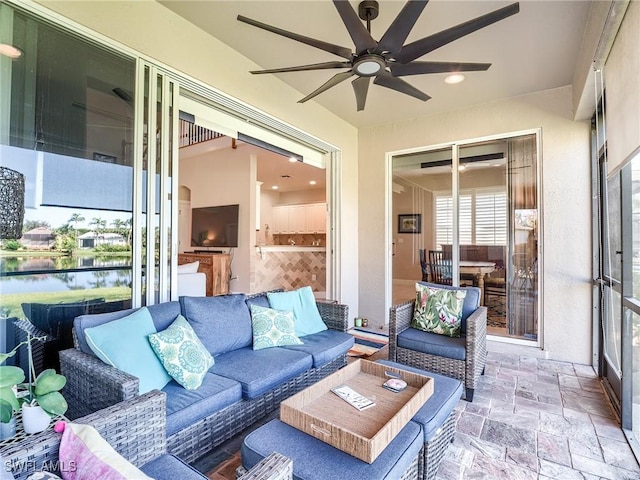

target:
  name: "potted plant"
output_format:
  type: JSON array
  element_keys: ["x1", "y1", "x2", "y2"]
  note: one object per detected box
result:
[
  {"x1": 20, "y1": 332, "x2": 68, "y2": 434},
  {"x1": 0, "y1": 330, "x2": 68, "y2": 437},
  {"x1": 0, "y1": 344, "x2": 25, "y2": 440}
]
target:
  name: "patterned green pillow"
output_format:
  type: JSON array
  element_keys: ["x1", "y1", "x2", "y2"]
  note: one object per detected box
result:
[
  {"x1": 148, "y1": 315, "x2": 214, "y2": 390},
  {"x1": 250, "y1": 305, "x2": 303, "y2": 350},
  {"x1": 411, "y1": 284, "x2": 467, "y2": 337}
]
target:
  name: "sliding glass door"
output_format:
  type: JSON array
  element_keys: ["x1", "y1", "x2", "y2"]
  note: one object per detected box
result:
[{"x1": 391, "y1": 131, "x2": 541, "y2": 343}]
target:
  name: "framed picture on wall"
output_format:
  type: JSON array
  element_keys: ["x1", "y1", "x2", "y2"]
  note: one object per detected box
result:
[{"x1": 398, "y1": 214, "x2": 422, "y2": 234}]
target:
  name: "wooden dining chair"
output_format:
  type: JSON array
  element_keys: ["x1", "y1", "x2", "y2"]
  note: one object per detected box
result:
[
  {"x1": 418, "y1": 249, "x2": 430, "y2": 282},
  {"x1": 429, "y1": 250, "x2": 453, "y2": 285}
]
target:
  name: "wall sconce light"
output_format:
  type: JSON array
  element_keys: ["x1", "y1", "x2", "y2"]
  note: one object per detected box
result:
[{"x1": 0, "y1": 166, "x2": 25, "y2": 239}]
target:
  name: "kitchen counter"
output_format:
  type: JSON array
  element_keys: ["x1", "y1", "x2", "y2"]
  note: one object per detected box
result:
[{"x1": 255, "y1": 245, "x2": 326, "y2": 252}]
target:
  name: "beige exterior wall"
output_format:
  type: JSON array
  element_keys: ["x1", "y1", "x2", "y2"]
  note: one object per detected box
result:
[
  {"x1": 359, "y1": 86, "x2": 593, "y2": 364},
  {"x1": 36, "y1": 0, "x2": 360, "y2": 312}
]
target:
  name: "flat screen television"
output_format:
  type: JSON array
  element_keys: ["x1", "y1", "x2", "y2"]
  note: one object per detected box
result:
[{"x1": 191, "y1": 204, "x2": 239, "y2": 248}]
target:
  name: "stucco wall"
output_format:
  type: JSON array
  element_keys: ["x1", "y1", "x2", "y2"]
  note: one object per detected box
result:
[
  {"x1": 36, "y1": 0, "x2": 359, "y2": 313},
  {"x1": 359, "y1": 86, "x2": 592, "y2": 364}
]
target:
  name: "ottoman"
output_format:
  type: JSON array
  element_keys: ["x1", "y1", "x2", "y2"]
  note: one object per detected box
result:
[
  {"x1": 241, "y1": 419, "x2": 423, "y2": 480},
  {"x1": 377, "y1": 360, "x2": 463, "y2": 480}
]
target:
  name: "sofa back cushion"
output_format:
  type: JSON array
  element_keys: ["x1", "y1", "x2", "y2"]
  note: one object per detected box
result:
[
  {"x1": 180, "y1": 294, "x2": 252, "y2": 356},
  {"x1": 74, "y1": 302, "x2": 181, "y2": 356}
]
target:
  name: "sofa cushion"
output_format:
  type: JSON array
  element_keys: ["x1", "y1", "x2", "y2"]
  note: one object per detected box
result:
[
  {"x1": 249, "y1": 305, "x2": 303, "y2": 350},
  {"x1": 84, "y1": 308, "x2": 172, "y2": 394},
  {"x1": 397, "y1": 327, "x2": 466, "y2": 361},
  {"x1": 412, "y1": 283, "x2": 466, "y2": 338},
  {"x1": 267, "y1": 286, "x2": 327, "y2": 337},
  {"x1": 141, "y1": 454, "x2": 206, "y2": 479},
  {"x1": 376, "y1": 360, "x2": 463, "y2": 442},
  {"x1": 210, "y1": 347, "x2": 312, "y2": 399},
  {"x1": 241, "y1": 419, "x2": 423, "y2": 480},
  {"x1": 245, "y1": 292, "x2": 271, "y2": 309},
  {"x1": 280, "y1": 330, "x2": 354, "y2": 368},
  {"x1": 75, "y1": 302, "x2": 181, "y2": 355},
  {"x1": 149, "y1": 315, "x2": 214, "y2": 390},
  {"x1": 417, "y1": 282, "x2": 480, "y2": 333},
  {"x1": 177, "y1": 261, "x2": 199, "y2": 274},
  {"x1": 162, "y1": 372, "x2": 242, "y2": 437},
  {"x1": 179, "y1": 294, "x2": 252, "y2": 355}
]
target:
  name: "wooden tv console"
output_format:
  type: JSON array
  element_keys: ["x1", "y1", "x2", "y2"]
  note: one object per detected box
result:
[{"x1": 178, "y1": 252, "x2": 231, "y2": 296}]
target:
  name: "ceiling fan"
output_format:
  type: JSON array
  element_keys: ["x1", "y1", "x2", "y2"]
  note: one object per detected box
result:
[{"x1": 237, "y1": 0, "x2": 519, "y2": 111}]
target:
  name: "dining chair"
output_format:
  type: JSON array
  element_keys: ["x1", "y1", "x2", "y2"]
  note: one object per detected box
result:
[
  {"x1": 418, "y1": 249, "x2": 430, "y2": 282},
  {"x1": 428, "y1": 250, "x2": 453, "y2": 285}
]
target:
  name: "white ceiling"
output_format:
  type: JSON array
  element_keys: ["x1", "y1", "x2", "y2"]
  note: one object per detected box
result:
[{"x1": 161, "y1": 0, "x2": 593, "y2": 129}]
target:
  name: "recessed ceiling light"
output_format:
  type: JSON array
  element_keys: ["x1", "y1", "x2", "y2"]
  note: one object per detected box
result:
[
  {"x1": 288, "y1": 157, "x2": 297, "y2": 163},
  {"x1": 0, "y1": 44, "x2": 22, "y2": 59},
  {"x1": 458, "y1": 165, "x2": 467, "y2": 171},
  {"x1": 271, "y1": 185, "x2": 278, "y2": 190},
  {"x1": 309, "y1": 180, "x2": 316, "y2": 185},
  {"x1": 444, "y1": 74, "x2": 465, "y2": 84}
]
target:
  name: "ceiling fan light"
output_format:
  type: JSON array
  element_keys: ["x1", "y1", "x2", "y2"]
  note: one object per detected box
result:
[{"x1": 444, "y1": 74, "x2": 465, "y2": 84}]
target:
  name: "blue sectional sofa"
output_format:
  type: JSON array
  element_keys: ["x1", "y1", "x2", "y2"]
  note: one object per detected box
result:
[{"x1": 59, "y1": 290, "x2": 353, "y2": 464}]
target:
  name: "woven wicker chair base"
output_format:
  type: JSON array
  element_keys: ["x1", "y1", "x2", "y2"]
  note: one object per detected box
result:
[
  {"x1": 422, "y1": 410, "x2": 457, "y2": 480},
  {"x1": 236, "y1": 452, "x2": 293, "y2": 480}
]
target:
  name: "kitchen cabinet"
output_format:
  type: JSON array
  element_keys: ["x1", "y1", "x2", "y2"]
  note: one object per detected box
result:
[{"x1": 271, "y1": 203, "x2": 326, "y2": 234}]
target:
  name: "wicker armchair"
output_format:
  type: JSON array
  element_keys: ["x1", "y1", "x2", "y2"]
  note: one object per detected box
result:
[
  {"x1": 389, "y1": 282, "x2": 487, "y2": 402},
  {"x1": 0, "y1": 391, "x2": 292, "y2": 480}
]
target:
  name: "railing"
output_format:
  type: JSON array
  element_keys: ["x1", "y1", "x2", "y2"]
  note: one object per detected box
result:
[{"x1": 179, "y1": 119, "x2": 224, "y2": 147}]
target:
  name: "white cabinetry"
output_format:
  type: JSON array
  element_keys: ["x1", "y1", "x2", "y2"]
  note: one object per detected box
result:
[{"x1": 271, "y1": 203, "x2": 326, "y2": 234}]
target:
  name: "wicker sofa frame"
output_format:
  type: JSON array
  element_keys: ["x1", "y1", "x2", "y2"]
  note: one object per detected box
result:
[
  {"x1": 389, "y1": 299, "x2": 487, "y2": 402},
  {"x1": 59, "y1": 297, "x2": 350, "y2": 464}
]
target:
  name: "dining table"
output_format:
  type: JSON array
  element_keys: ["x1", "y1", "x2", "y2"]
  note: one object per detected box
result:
[{"x1": 460, "y1": 260, "x2": 496, "y2": 305}]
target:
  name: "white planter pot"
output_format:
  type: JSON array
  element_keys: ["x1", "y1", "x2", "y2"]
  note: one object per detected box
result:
[
  {"x1": 21, "y1": 404, "x2": 50, "y2": 434},
  {"x1": 0, "y1": 417, "x2": 16, "y2": 440}
]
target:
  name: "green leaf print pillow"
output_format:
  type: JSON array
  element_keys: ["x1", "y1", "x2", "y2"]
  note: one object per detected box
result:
[{"x1": 411, "y1": 284, "x2": 467, "y2": 337}]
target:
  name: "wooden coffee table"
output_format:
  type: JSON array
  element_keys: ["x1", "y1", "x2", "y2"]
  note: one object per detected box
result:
[{"x1": 280, "y1": 359, "x2": 434, "y2": 463}]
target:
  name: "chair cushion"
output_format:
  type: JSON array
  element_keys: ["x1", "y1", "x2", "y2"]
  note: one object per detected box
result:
[
  {"x1": 75, "y1": 302, "x2": 181, "y2": 355},
  {"x1": 397, "y1": 327, "x2": 466, "y2": 361},
  {"x1": 267, "y1": 286, "x2": 327, "y2": 337},
  {"x1": 249, "y1": 305, "x2": 303, "y2": 350},
  {"x1": 376, "y1": 360, "x2": 463, "y2": 442},
  {"x1": 417, "y1": 282, "x2": 480, "y2": 332},
  {"x1": 149, "y1": 315, "x2": 214, "y2": 390},
  {"x1": 179, "y1": 294, "x2": 252, "y2": 355},
  {"x1": 210, "y1": 347, "x2": 312, "y2": 399},
  {"x1": 242, "y1": 419, "x2": 423, "y2": 480},
  {"x1": 58, "y1": 421, "x2": 152, "y2": 479},
  {"x1": 163, "y1": 372, "x2": 242, "y2": 437},
  {"x1": 141, "y1": 454, "x2": 207, "y2": 479},
  {"x1": 412, "y1": 283, "x2": 466, "y2": 337},
  {"x1": 84, "y1": 307, "x2": 172, "y2": 394},
  {"x1": 280, "y1": 330, "x2": 354, "y2": 368}
]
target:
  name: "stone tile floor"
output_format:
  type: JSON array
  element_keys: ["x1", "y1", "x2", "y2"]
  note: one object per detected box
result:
[{"x1": 201, "y1": 341, "x2": 640, "y2": 479}]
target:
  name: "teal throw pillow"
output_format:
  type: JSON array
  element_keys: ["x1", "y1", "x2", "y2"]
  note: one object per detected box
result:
[
  {"x1": 250, "y1": 305, "x2": 303, "y2": 350},
  {"x1": 411, "y1": 283, "x2": 467, "y2": 337},
  {"x1": 148, "y1": 315, "x2": 214, "y2": 390},
  {"x1": 267, "y1": 286, "x2": 327, "y2": 337},
  {"x1": 84, "y1": 307, "x2": 172, "y2": 394}
]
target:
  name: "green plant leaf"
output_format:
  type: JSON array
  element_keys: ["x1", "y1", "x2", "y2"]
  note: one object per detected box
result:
[
  {"x1": 0, "y1": 366, "x2": 25, "y2": 388},
  {"x1": 0, "y1": 398, "x2": 15, "y2": 423},
  {"x1": 34, "y1": 370, "x2": 66, "y2": 396},
  {"x1": 0, "y1": 387, "x2": 19, "y2": 415},
  {"x1": 36, "y1": 391, "x2": 68, "y2": 417}
]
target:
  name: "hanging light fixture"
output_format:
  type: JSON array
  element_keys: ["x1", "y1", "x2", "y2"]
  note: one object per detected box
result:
[{"x1": 0, "y1": 166, "x2": 25, "y2": 239}]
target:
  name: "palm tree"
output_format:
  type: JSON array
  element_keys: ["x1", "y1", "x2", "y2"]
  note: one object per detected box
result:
[
  {"x1": 68, "y1": 213, "x2": 85, "y2": 243},
  {"x1": 90, "y1": 217, "x2": 107, "y2": 245}
]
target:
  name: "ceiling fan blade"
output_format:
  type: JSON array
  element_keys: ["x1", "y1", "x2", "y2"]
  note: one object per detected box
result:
[
  {"x1": 332, "y1": 0, "x2": 377, "y2": 53},
  {"x1": 373, "y1": 73, "x2": 430, "y2": 101},
  {"x1": 396, "y1": 2, "x2": 520, "y2": 64},
  {"x1": 250, "y1": 61, "x2": 352, "y2": 75},
  {"x1": 298, "y1": 71, "x2": 354, "y2": 104},
  {"x1": 352, "y1": 76, "x2": 371, "y2": 111},
  {"x1": 376, "y1": 1, "x2": 429, "y2": 54},
  {"x1": 238, "y1": 15, "x2": 353, "y2": 60},
  {"x1": 391, "y1": 61, "x2": 491, "y2": 77}
]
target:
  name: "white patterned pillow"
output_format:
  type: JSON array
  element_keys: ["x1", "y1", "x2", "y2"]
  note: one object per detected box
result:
[
  {"x1": 148, "y1": 315, "x2": 214, "y2": 390},
  {"x1": 250, "y1": 305, "x2": 303, "y2": 350}
]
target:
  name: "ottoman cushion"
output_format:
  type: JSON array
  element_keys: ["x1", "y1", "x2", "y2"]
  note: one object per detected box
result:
[
  {"x1": 377, "y1": 360, "x2": 462, "y2": 442},
  {"x1": 241, "y1": 419, "x2": 422, "y2": 480}
]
